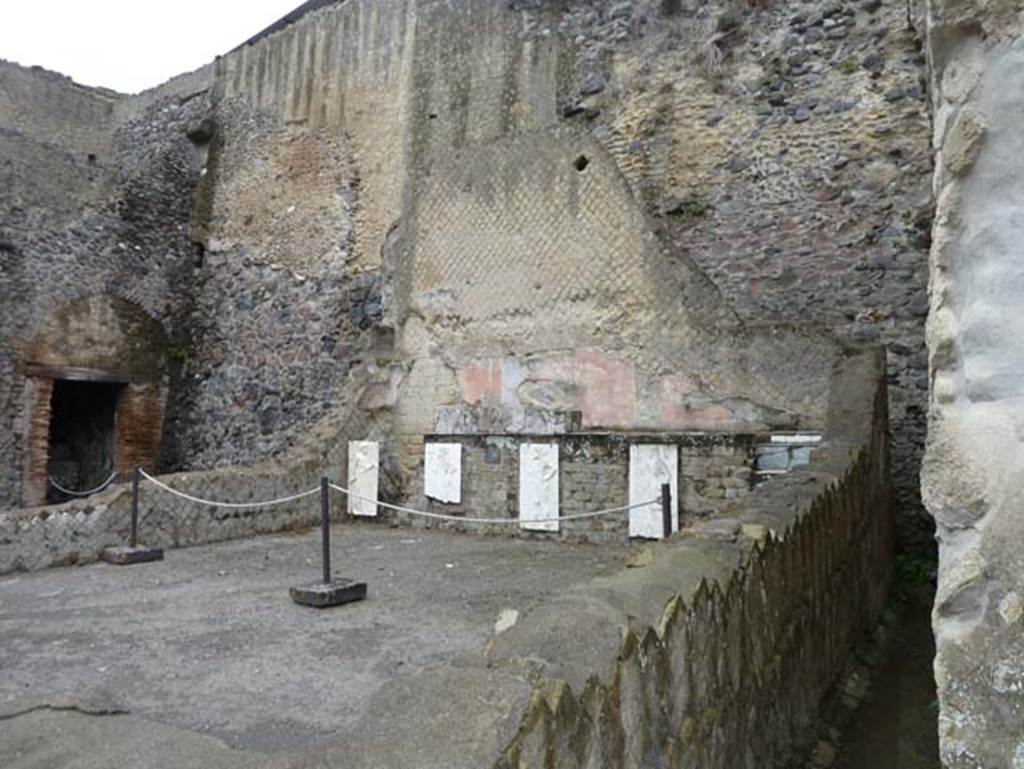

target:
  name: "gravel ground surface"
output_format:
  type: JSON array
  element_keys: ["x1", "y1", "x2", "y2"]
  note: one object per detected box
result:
[{"x1": 0, "y1": 524, "x2": 628, "y2": 752}]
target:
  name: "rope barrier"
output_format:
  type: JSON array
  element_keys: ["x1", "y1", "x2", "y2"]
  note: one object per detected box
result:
[
  {"x1": 139, "y1": 469, "x2": 320, "y2": 509},
  {"x1": 48, "y1": 471, "x2": 118, "y2": 498},
  {"x1": 136, "y1": 469, "x2": 658, "y2": 524},
  {"x1": 329, "y1": 482, "x2": 659, "y2": 525}
]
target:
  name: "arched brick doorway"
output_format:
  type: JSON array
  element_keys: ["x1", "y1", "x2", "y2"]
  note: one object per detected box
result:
[{"x1": 19, "y1": 296, "x2": 169, "y2": 507}]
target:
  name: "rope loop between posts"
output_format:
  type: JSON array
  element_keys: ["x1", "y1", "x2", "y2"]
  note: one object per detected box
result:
[
  {"x1": 47, "y1": 470, "x2": 118, "y2": 498},
  {"x1": 138, "y1": 469, "x2": 320, "y2": 509},
  {"x1": 329, "y1": 482, "x2": 659, "y2": 525},
  {"x1": 133, "y1": 470, "x2": 660, "y2": 524}
]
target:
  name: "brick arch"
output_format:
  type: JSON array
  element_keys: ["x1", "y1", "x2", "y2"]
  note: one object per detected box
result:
[
  {"x1": 26, "y1": 294, "x2": 168, "y2": 382},
  {"x1": 20, "y1": 295, "x2": 169, "y2": 507}
]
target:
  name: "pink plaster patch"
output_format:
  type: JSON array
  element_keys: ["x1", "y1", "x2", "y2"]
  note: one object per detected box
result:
[
  {"x1": 463, "y1": 351, "x2": 638, "y2": 428},
  {"x1": 572, "y1": 350, "x2": 636, "y2": 429},
  {"x1": 659, "y1": 374, "x2": 699, "y2": 427},
  {"x1": 459, "y1": 360, "x2": 502, "y2": 405},
  {"x1": 525, "y1": 350, "x2": 637, "y2": 428}
]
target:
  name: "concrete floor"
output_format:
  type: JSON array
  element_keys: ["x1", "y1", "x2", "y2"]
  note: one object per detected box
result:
[{"x1": 0, "y1": 524, "x2": 628, "y2": 759}]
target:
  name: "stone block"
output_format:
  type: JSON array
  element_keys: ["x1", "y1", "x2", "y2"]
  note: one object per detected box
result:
[
  {"x1": 290, "y1": 578, "x2": 368, "y2": 608},
  {"x1": 102, "y1": 546, "x2": 164, "y2": 565}
]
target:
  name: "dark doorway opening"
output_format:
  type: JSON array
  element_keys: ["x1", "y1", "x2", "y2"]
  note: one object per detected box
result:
[{"x1": 46, "y1": 380, "x2": 123, "y2": 503}]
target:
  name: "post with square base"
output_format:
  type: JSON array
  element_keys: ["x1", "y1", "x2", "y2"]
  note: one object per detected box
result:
[
  {"x1": 290, "y1": 476, "x2": 367, "y2": 608},
  {"x1": 661, "y1": 483, "x2": 674, "y2": 540},
  {"x1": 103, "y1": 467, "x2": 164, "y2": 565}
]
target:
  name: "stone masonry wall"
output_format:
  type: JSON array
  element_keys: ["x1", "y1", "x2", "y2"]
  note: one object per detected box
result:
[
  {"x1": 921, "y1": 0, "x2": 1024, "y2": 765},
  {"x1": 0, "y1": 58, "x2": 370, "y2": 506},
  {"x1": 0, "y1": 376, "x2": 384, "y2": 574},
  {"x1": 161, "y1": 94, "x2": 361, "y2": 469},
  {"x1": 4, "y1": 0, "x2": 930, "y2": 540},
  {"x1": 0, "y1": 63, "x2": 205, "y2": 508},
  {"x1": 202, "y1": 0, "x2": 926, "y2": 548},
  {"x1": 543, "y1": 0, "x2": 933, "y2": 549},
  {"x1": 401, "y1": 433, "x2": 753, "y2": 541}
]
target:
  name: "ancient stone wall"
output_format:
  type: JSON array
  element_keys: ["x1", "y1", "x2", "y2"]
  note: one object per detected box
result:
[
  {"x1": 3, "y1": 0, "x2": 929, "y2": 532},
  {"x1": 922, "y1": 1, "x2": 1024, "y2": 764},
  {"x1": 400, "y1": 433, "x2": 753, "y2": 540},
  {"x1": 0, "y1": 62, "x2": 203, "y2": 508},
  {"x1": 0, "y1": 379, "x2": 382, "y2": 573},
  {"x1": 549, "y1": 0, "x2": 933, "y2": 547},
  {"x1": 161, "y1": 94, "x2": 361, "y2": 469},
  {"x1": 205, "y1": 0, "x2": 929, "y2": 549},
  {"x1": 0, "y1": 55, "x2": 366, "y2": 505}
]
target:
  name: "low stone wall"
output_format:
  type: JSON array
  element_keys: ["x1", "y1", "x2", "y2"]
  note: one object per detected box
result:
[
  {"x1": 0, "y1": 466, "x2": 319, "y2": 574},
  {"x1": 400, "y1": 433, "x2": 753, "y2": 541},
  {"x1": 0, "y1": 389, "x2": 378, "y2": 574},
  {"x1": 0, "y1": 428, "x2": 754, "y2": 570}
]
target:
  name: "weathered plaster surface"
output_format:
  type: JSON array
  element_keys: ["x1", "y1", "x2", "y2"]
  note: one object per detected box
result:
[{"x1": 923, "y1": 1, "x2": 1024, "y2": 764}]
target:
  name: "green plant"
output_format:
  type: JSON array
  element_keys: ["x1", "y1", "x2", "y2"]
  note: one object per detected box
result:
[
  {"x1": 666, "y1": 194, "x2": 711, "y2": 224},
  {"x1": 838, "y1": 56, "x2": 859, "y2": 75}
]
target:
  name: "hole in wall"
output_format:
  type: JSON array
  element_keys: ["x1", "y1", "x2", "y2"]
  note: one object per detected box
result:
[
  {"x1": 574, "y1": 155, "x2": 590, "y2": 172},
  {"x1": 45, "y1": 380, "x2": 123, "y2": 503},
  {"x1": 428, "y1": 113, "x2": 438, "y2": 120},
  {"x1": 86, "y1": 154, "x2": 97, "y2": 165}
]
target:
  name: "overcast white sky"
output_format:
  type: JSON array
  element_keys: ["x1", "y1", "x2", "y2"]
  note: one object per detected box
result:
[{"x1": 0, "y1": 1, "x2": 304, "y2": 94}]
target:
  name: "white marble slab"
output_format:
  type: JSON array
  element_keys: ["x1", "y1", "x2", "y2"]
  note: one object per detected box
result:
[
  {"x1": 347, "y1": 441, "x2": 380, "y2": 517},
  {"x1": 519, "y1": 443, "x2": 559, "y2": 532},
  {"x1": 628, "y1": 444, "x2": 679, "y2": 539},
  {"x1": 424, "y1": 442, "x2": 462, "y2": 504}
]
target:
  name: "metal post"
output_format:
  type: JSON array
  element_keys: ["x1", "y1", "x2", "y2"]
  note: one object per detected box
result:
[
  {"x1": 101, "y1": 465, "x2": 163, "y2": 565},
  {"x1": 290, "y1": 475, "x2": 365, "y2": 608},
  {"x1": 321, "y1": 476, "x2": 331, "y2": 584},
  {"x1": 131, "y1": 467, "x2": 140, "y2": 548},
  {"x1": 661, "y1": 483, "x2": 673, "y2": 540}
]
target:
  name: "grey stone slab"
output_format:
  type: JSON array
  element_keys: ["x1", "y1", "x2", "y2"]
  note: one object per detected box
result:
[
  {"x1": 102, "y1": 546, "x2": 164, "y2": 565},
  {"x1": 756, "y1": 445, "x2": 791, "y2": 471},
  {"x1": 289, "y1": 578, "x2": 367, "y2": 608}
]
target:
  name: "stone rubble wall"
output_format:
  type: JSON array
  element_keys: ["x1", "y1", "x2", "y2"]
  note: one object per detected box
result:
[
  {"x1": 921, "y1": 0, "x2": 1024, "y2": 765},
  {"x1": 0, "y1": 381, "x2": 381, "y2": 574},
  {"x1": 550, "y1": 0, "x2": 933, "y2": 547},
  {"x1": 0, "y1": 62, "x2": 207, "y2": 509},
  {"x1": 0, "y1": 56, "x2": 365, "y2": 505},
  {"x1": 3, "y1": 0, "x2": 930, "y2": 550}
]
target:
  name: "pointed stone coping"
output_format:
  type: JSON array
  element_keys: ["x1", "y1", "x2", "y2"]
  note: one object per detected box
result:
[
  {"x1": 290, "y1": 578, "x2": 367, "y2": 608},
  {"x1": 102, "y1": 546, "x2": 165, "y2": 565}
]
